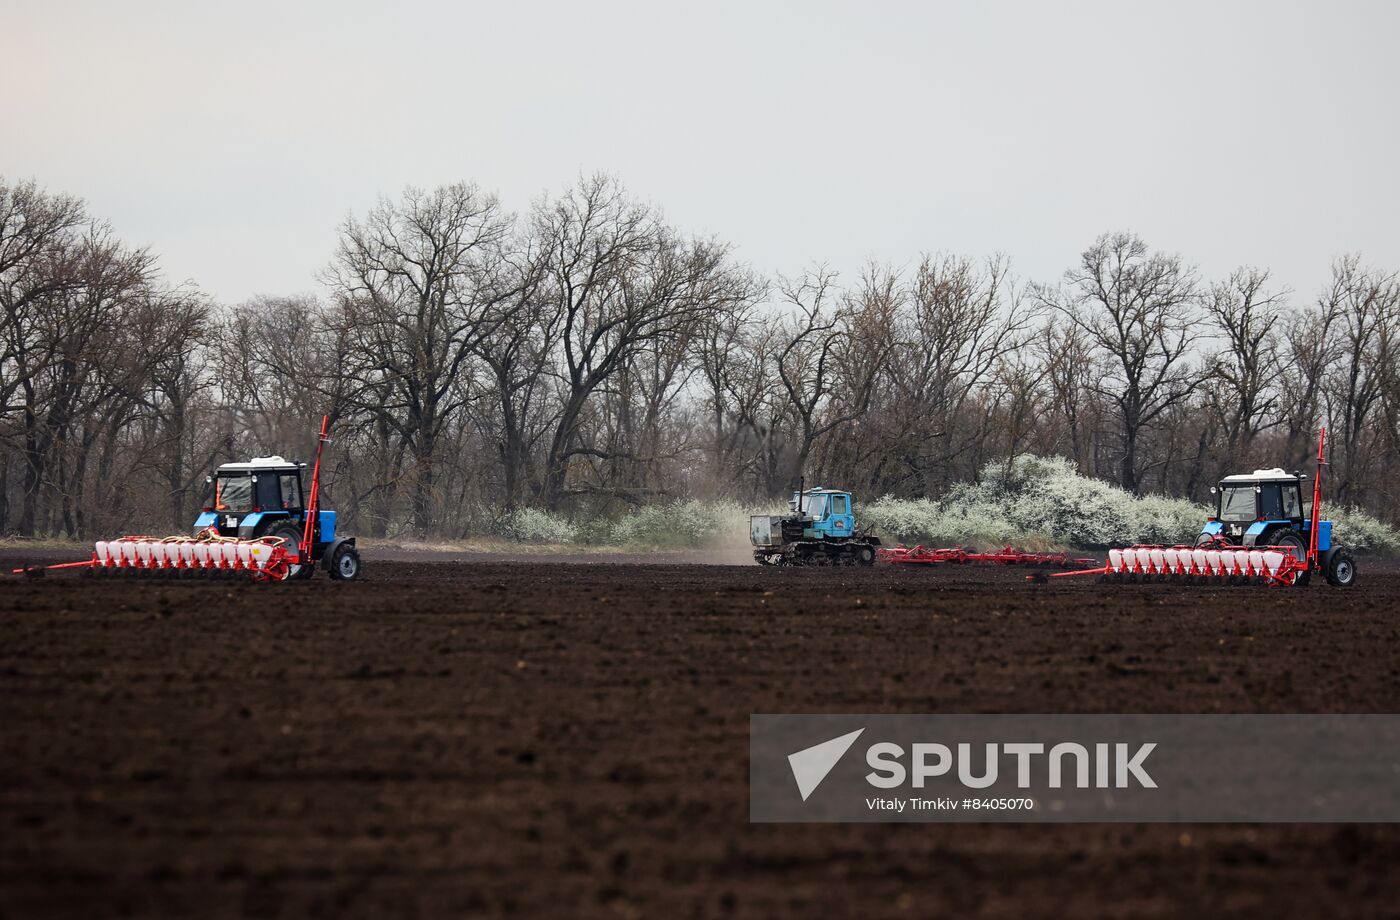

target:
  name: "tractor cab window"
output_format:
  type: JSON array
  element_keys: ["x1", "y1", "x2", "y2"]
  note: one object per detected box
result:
[
  {"x1": 832, "y1": 495, "x2": 849, "y2": 516},
  {"x1": 1258, "y1": 484, "x2": 1284, "y2": 520},
  {"x1": 214, "y1": 475, "x2": 254, "y2": 512},
  {"x1": 799, "y1": 493, "x2": 829, "y2": 521},
  {"x1": 1218, "y1": 485, "x2": 1256, "y2": 522},
  {"x1": 1282, "y1": 484, "x2": 1302, "y2": 519},
  {"x1": 278, "y1": 473, "x2": 303, "y2": 510}
]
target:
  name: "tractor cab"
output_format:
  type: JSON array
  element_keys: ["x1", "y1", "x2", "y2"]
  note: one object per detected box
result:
[
  {"x1": 789, "y1": 487, "x2": 856, "y2": 540},
  {"x1": 194, "y1": 456, "x2": 336, "y2": 546},
  {"x1": 1201, "y1": 467, "x2": 1331, "y2": 553}
]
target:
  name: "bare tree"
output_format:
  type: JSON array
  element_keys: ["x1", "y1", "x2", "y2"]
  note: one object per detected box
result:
[
  {"x1": 0, "y1": 180, "x2": 87, "y2": 528},
  {"x1": 534, "y1": 175, "x2": 752, "y2": 509},
  {"x1": 1203, "y1": 267, "x2": 1285, "y2": 466},
  {"x1": 7, "y1": 174, "x2": 1400, "y2": 538},
  {"x1": 1279, "y1": 294, "x2": 1343, "y2": 472},
  {"x1": 138, "y1": 289, "x2": 214, "y2": 531},
  {"x1": 692, "y1": 283, "x2": 767, "y2": 489},
  {"x1": 469, "y1": 236, "x2": 560, "y2": 511},
  {"x1": 773, "y1": 266, "x2": 895, "y2": 489},
  {"x1": 325, "y1": 184, "x2": 517, "y2": 532},
  {"x1": 1040, "y1": 232, "x2": 1203, "y2": 493},
  {"x1": 876, "y1": 254, "x2": 1030, "y2": 494},
  {"x1": 13, "y1": 226, "x2": 160, "y2": 534},
  {"x1": 1319, "y1": 256, "x2": 1399, "y2": 503},
  {"x1": 1034, "y1": 320, "x2": 1098, "y2": 472}
]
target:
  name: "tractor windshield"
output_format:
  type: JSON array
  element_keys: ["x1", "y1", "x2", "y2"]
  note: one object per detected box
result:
[
  {"x1": 1218, "y1": 485, "x2": 1257, "y2": 522},
  {"x1": 1258, "y1": 483, "x2": 1285, "y2": 520},
  {"x1": 214, "y1": 475, "x2": 254, "y2": 512},
  {"x1": 791, "y1": 492, "x2": 829, "y2": 520}
]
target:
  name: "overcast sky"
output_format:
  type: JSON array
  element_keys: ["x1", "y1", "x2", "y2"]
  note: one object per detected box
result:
[{"x1": 5, "y1": 0, "x2": 1397, "y2": 306}]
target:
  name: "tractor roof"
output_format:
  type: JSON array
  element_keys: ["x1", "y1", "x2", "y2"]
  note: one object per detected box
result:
[
  {"x1": 216, "y1": 455, "x2": 301, "y2": 473},
  {"x1": 1219, "y1": 468, "x2": 1305, "y2": 483}
]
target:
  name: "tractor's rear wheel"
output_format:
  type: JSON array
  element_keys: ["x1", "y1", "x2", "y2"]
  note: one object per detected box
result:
[
  {"x1": 1261, "y1": 527, "x2": 1303, "y2": 553},
  {"x1": 1326, "y1": 550, "x2": 1356, "y2": 587},
  {"x1": 265, "y1": 523, "x2": 313, "y2": 580},
  {"x1": 1261, "y1": 528, "x2": 1310, "y2": 586}
]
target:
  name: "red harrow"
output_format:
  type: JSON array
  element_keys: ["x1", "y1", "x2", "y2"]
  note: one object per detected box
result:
[{"x1": 879, "y1": 544, "x2": 1101, "y2": 568}]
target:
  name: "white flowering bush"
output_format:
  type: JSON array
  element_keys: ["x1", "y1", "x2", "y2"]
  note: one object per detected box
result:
[
  {"x1": 609, "y1": 499, "x2": 762, "y2": 549},
  {"x1": 484, "y1": 468, "x2": 1399, "y2": 556},
  {"x1": 866, "y1": 455, "x2": 1206, "y2": 550},
  {"x1": 862, "y1": 496, "x2": 1029, "y2": 548},
  {"x1": 1130, "y1": 493, "x2": 1210, "y2": 545},
  {"x1": 496, "y1": 507, "x2": 578, "y2": 544},
  {"x1": 985, "y1": 456, "x2": 1144, "y2": 545},
  {"x1": 1328, "y1": 506, "x2": 1400, "y2": 554},
  {"x1": 863, "y1": 455, "x2": 1400, "y2": 553}
]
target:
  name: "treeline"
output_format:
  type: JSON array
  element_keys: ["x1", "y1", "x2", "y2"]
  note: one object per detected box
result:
[{"x1": 2, "y1": 174, "x2": 1398, "y2": 540}]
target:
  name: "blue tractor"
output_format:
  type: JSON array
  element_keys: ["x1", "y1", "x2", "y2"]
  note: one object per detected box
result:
[
  {"x1": 1196, "y1": 439, "x2": 1355, "y2": 587},
  {"x1": 193, "y1": 420, "x2": 361, "y2": 581},
  {"x1": 750, "y1": 480, "x2": 881, "y2": 566}
]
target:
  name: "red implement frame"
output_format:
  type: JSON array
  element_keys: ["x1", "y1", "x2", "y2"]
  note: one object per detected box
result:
[
  {"x1": 880, "y1": 544, "x2": 1100, "y2": 568},
  {"x1": 1307, "y1": 428, "x2": 1326, "y2": 569},
  {"x1": 300, "y1": 414, "x2": 330, "y2": 566},
  {"x1": 11, "y1": 535, "x2": 296, "y2": 581}
]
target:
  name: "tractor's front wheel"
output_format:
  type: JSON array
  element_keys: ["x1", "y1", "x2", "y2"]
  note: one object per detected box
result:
[
  {"x1": 329, "y1": 543, "x2": 362, "y2": 581},
  {"x1": 1326, "y1": 550, "x2": 1356, "y2": 587}
]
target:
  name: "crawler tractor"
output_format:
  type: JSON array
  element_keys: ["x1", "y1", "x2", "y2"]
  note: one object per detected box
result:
[{"x1": 750, "y1": 481, "x2": 881, "y2": 566}]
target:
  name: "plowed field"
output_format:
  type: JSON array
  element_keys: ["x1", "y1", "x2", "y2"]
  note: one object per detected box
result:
[{"x1": 3, "y1": 552, "x2": 1398, "y2": 918}]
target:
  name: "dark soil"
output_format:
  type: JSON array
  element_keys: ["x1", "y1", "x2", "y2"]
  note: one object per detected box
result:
[{"x1": 2, "y1": 552, "x2": 1399, "y2": 918}]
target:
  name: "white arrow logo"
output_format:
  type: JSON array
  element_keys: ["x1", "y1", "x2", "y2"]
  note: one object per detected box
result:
[{"x1": 788, "y1": 728, "x2": 866, "y2": 801}]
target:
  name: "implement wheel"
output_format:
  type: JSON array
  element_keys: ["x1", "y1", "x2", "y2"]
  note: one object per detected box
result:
[{"x1": 855, "y1": 545, "x2": 876, "y2": 566}]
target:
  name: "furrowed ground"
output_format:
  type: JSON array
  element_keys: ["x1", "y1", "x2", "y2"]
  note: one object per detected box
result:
[{"x1": 2, "y1": 552, "x2": 1399, "y2": 918}]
